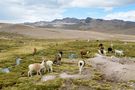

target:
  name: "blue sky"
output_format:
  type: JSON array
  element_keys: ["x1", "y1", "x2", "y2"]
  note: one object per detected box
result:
[{"x1": 0, "y1": 0, "x2": 135, "y2": 23}]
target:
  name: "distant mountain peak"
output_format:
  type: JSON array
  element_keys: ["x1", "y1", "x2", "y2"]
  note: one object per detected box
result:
[{"x1": 52, "y1": 17, "x2": 80, "y2": 24}]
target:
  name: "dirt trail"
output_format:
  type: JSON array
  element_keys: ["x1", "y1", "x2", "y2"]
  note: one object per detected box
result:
[{"x1": 88, "y1": 54, "x2": 135, "y2": 82}]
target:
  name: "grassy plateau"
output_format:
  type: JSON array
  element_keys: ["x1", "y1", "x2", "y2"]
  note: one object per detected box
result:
[{"x1": 0, "y1": 32, "x2": 135, "y2": 90}]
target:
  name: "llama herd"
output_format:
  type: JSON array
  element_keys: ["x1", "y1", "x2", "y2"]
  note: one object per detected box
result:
[
  {"x1": 28, "y1": 51, "x2": 62, "y2": 77},
  {"x1": 98, "y1": 43, "x2": 124, "y2": 56},
  {"x1": 28, "y1": 50, "x2": 86, "y2": 77},
  {"x1": 28, "y1": 42, "x2": 125, "y2": 77}
]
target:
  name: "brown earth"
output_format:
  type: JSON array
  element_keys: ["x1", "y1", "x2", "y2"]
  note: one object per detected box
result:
[
  {"x1": 89, "y1": 54, "x2": 135, "y2": 82},
  {"x1": 0, "y1": 24, "x2": 135, "y2": 41}
]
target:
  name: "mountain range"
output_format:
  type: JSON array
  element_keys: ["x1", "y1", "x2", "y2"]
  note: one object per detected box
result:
[{"x1": 24, "y1": 17, "x2": 135, "y2": 35}]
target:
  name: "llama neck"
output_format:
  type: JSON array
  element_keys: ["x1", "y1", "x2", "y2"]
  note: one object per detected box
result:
[{"x1": 41, "y1": 60, "x2": 44, "y2": 65}]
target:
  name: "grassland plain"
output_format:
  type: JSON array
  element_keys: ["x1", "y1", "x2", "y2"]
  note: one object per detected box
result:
[{"x1": 0, "y1": 32, "x2": 135, "y2": 90}]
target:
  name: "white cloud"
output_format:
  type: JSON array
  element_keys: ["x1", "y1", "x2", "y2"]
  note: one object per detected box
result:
[
  {"x1": 68, "y1": 0, "x2": 135, "y2": 12},
  {"x1": 0, "y1": 0, "x2": 135, "y2": 23},
  {"x1": 11, "y1": 5, "x2": 64, "y2": 22},
  {"x1": 69, "y1": 0, "x2": 135, "y2": 8},
  {"x1": 0, "y1": 0, "x2": 65, "y2": 23},
  {"x1": 104, "y1": 10, "x2": 135, "y2": 21}
]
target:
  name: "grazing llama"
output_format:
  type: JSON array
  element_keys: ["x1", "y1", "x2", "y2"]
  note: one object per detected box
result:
[
  {"x1": 80, "y1": 50, "x2": 90, "y2": 58},
  {"x1": 108, "y1": 47, "x2": 113, "y2": 53},
  {"x1": 114, "y1": 49, "x2": 124, "y2": 56},
  {"x1": 78, "y1": 60, "x2": 85, "y2": 74},
  {"x1": 46, "y1": 60, "x2": 53, "y2": 72},
  {"x1": 98, "y1": 49, "x2": 107, "y2": 55},
  {"x1": 28, "y1": 60, "x2": 45, "y2": 77},
  {"x1": 53, "y1": 51, "x2": 63, "y2": 65}
]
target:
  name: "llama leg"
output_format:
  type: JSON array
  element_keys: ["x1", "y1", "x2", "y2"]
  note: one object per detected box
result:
[
  {"x1": 38, "y1": 70, "x2": 41, "y2": 75},
  {"x1": 56, "y1": 60, "x2": 58, "y2": 65},
  {"x1": 104, "y1": 50, "x2": 106, "y2": 55},
  {"x1": 42, "y1": 68, "x2": 46, "y2": 74},
  {"x1": 59, "y1": 60, "x2": 61, "y2": 65},
  {"x1": 44, "y1": 68, "x2": 46, "y2": 73},
  {"x1": 58, "y1": 60, "x2": 60, "y2": 65},
  {"x1": 37, "y1": 71, "x2": 39, "y2": 75},
  {"x1": 28, "y1": 71, "x2": 30, "y2": 77},
  {"x1": 30, "y1": 71, "x2": 33, "y2": 77},
  {"x1": 28, "y1": 71, "x2": 32, "y2": 77},
  {"x1": 50, "y1": 66, "x2": 53, "y2": 72},
  {"x1": 98, "y1": 50, "x2": 101, "y2": 54},
  {"x1": 79, "y1": 67, "x2": 82, "y2": 74},
  {"x1": 48, "y1": 67, "x2": 50, "y2": 72},
  {"x1": 120, "y1": 53, "x2": 122, "y2": 56},
  {"x1": 80, "y1": 68, "x2": 82, "y2": 74}
]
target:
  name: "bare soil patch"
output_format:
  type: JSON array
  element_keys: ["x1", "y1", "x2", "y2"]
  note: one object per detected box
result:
[
  {"x1": 89, "y1": 55, "x2": 135, "y2": 82},
  {"x1": 41, "y1": 75, "x2": 56, "y2": 82}
]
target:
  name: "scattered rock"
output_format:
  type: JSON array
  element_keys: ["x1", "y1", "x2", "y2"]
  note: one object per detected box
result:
[{"x1": 0, "y1": 68, "x2": 10, "y2": 73}]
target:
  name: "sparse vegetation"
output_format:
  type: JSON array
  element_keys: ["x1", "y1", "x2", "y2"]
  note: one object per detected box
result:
[{"x1": 0, "y1": 32, "x2": 135, "y2": 90}]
